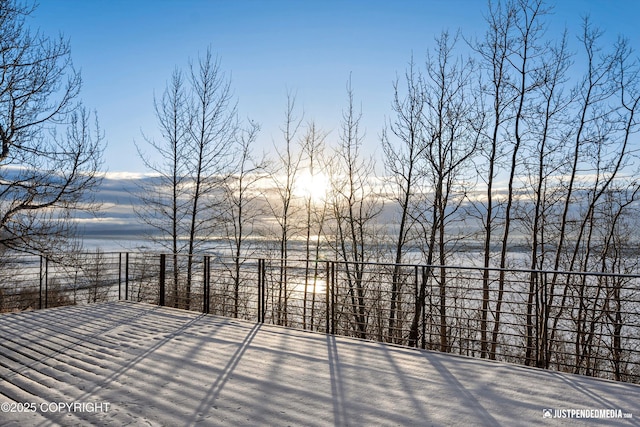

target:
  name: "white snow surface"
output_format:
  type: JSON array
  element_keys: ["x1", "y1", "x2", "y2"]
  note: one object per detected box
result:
[{"x1": 0, "y1": 301, "x2": 638, "y2": 426}]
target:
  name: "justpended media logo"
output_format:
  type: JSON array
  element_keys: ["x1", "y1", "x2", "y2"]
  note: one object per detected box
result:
[{"x1": 542, "y1": 408, "x2": 633, "y2": 419}]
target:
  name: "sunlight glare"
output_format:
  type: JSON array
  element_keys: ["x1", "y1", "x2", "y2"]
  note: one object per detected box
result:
[
  {"x1": 294, "y1": 171, "x2": 329, "y2": 203},
  {"x1": 305, "y1": 278, "x2": 326, "y2": 295}
]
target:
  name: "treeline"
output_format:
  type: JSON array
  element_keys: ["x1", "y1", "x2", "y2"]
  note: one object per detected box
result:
[
  {"x1": 135, "y1": 0, "x2": 640, "y2": 367},
  {"x1": 137, "y1": 0, "x2": 640, "y2": 279}
]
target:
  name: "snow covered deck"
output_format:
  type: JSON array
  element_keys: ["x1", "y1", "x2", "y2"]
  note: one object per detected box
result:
[{"x1": 0, "y1": 302, "x2": 638, "y2": 426}]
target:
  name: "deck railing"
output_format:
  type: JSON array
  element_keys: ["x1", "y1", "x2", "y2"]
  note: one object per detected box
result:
[{"x1": 1, "y1": 251, "x2": 639, "y2": 383}]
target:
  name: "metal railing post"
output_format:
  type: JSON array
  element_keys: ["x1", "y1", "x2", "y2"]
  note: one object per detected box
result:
[
  {"x1": 421, "y1": 265, "x2": 426, "y2": 350},
  {"x1": 39, "y1": 255, "x2": 43, "y2": 310},
  {"x1": 257, "y1": 259, "x2": 261, "y2": 322},
  {"x1": 159, "y1": 254, "x2": 166, "y2": 307},
  {"x1": 535, "y1": 270, "x2": 539, "y2": 366},
  {"x1": 257, "y1": 259, "x2": 264, "y2": 323},
  {"x1": 259, "y1": 259, "x2": 262, "y2": 323},
  {"x1": 542, "y1": 271, "x2": 548, "y2": 369},
  {"x1": 125, "y1": 252, "x2": 129, "y2": 301},
  {"x1": 331, "y1": 261, "x2": 335, "y2": 336},
  {"x1": 44, "y1": 257, "x2": 49, "y2": 309},
  {"x1": 263, "y1": 259, "x2": 267, "y2": 323},
  {"x1": 203, "y1": 255, "x2": 209, "y2": 314},
  {"x1": 261, "y1": 259, "x2": 267, "y2": 323},
  {"x1": 118, "y1": 253, "x2": 122, "y2": 301},
  {"x1": 325, "y1": 261, "x2": 330, "y2": 334}
]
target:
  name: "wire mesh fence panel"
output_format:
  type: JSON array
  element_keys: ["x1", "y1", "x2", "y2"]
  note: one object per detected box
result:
[
  {"x1": 0, "y1": 254, "x2": 41, "y2": 311},
  {"x1": 0, "y1": 251, "x2": 124, "y2": 312},
  {"x1": 206, "y1": 257, "x2": 260, "y2": 321}
]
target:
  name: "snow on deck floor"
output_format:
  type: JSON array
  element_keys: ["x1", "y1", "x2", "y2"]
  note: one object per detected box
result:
[{"x1": 0, "y1": 302, "x2": 638, "y2": 427}]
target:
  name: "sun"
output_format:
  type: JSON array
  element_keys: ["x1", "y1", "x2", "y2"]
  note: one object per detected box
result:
[{"x1": 294, "y1": 170, "x2": 329, "y2": 203}]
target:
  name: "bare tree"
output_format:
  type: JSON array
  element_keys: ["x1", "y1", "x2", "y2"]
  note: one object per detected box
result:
[
  {"x1": 300, "y1": 121, "x2": 329, "y2": 330},
  {"x1": 184, "y1": 48, "x2": 237, "y2": 308},
  {"x1": 222, "y1": 119, "x2": 266, "y2": 317},
  {"x1": 382, "y1": 58, "x2": 427, "y2": 343},
  {"x1": 490, "y1": 0, "x2": 551, "y2": 361},
  {"x1": 407, "y1": 32, "x2": 478, "y2": 349},
  {"x1": 135, "y1": 68, "x2": 189, "y2": 307},
  {"x1": 136, "y1": 48, "x2": 237, "y2": 309},
  {"x1": 550, "y1": 30, "x2": 640, "y2": 371},
  {"x1": 266, "y1": 92, "x2": 304, "y2": 326},
  {"x1": 545, "y1": 19, "x2": 638, "y2": 364},
  {"x1": 519, "y1": 29, "x2": 572, "y2": 367},
  {"x1": 328, "y1": 78, "x2": 382, "y2": 339},
  {"x1": 470, "y1": 0, "x2": 518, "y2": 359},
  {"x1": 0, "y1": 1, "x2": 103, "y2": 253}
]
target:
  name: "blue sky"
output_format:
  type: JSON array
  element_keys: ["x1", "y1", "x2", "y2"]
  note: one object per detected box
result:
[{"x1": 30, "y1": 0, "x2": 640, "y2": 174}]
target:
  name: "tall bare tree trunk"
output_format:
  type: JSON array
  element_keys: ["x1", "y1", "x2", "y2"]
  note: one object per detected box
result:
[
  {"x1": 382, "y1": 58, "x2": 426, "y2": 343},
  {"x1": 329, "y1": 77, "x2": 380, "y2": 339},
  {"x1": 472, "y1": 0, "x2": 516, "y2": 359},
  {"x1": 266, "y1": 92, "x2": 303, "y2": 326}
]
